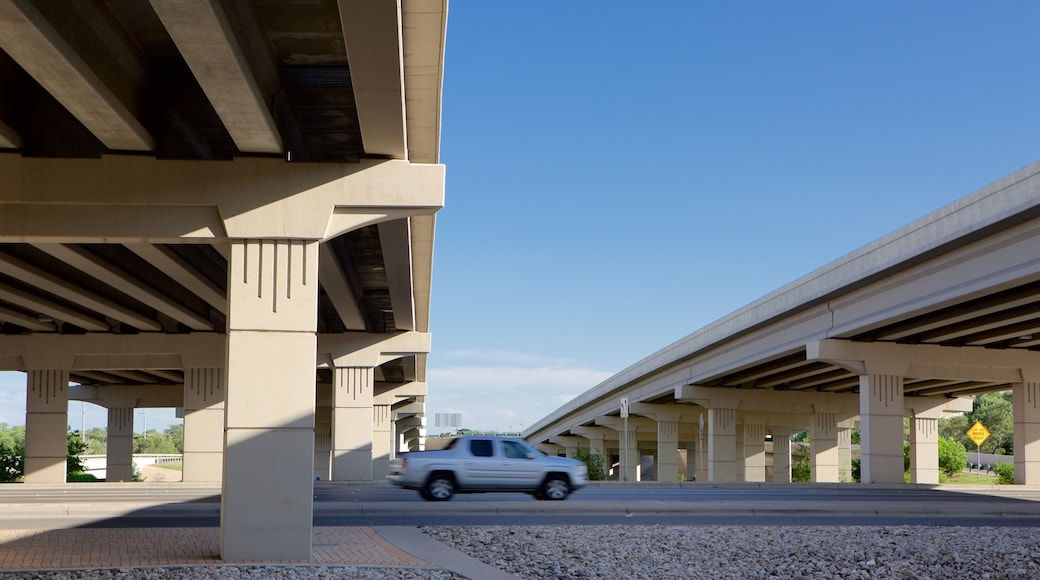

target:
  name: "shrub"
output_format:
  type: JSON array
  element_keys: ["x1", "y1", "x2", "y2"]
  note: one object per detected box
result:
[
  {"x1": 993, "y1": 462, "x2": 1015, "y2": 484},
  {"x1": 792, "y1": 453, "x2": 811, "y2": 482},
  {"x1": 573, "y1": 447, "x2": 608, "y2": 481},
  {"x1": 937, "y1": 437, "x2": 968, "y2": 476},
  {"x1": 0, "y1": 443, "x2": 23, "y2": 482}
]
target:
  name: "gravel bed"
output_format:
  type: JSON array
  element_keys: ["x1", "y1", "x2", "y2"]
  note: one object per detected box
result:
[
  {"x1": 0, "y1": 565, "x2": 462, "y2": 579},
  {"x1": 422, "y1": 525, "x2": 1040, "y2": 579}
]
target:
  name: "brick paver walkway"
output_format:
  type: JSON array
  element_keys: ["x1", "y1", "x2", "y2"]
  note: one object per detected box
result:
[{"x1": 0, "y1": 527, "x2": 431, "y2": 570}]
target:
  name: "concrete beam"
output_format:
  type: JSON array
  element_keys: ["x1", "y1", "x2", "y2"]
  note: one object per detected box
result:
[
  {"x1": 675, "y1": 385, "x2": 860, "y2": 417},
  {"x1": 319, "y1": 332, "x2": 431, "y2": 368},
  {"x1": 0, "y1": 0, "x2": 153, "y2": 151},
  {"x1": 0, "y1": 156, "x2": 444, "y2": 243},
  {"x1": 378, "y1": 219, "x2": 416, "y2": 331},
  {"x1": 150, "y1": 0, "x2": 281, "y2": 154},
  {"x1": 338, "y1": 0, "x2": 406, "y2": 159},
  {"x1": 70, "y1": 384, "x2": 182, "y2": 408},
  {"x1": 808, "y1": 339, "x2": 1040, "y2": 382}
]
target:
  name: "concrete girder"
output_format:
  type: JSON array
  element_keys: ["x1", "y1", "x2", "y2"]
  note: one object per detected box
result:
[
  {"x1": 378, "y1": 219, "x2": 416, "y2": 331},
  {"x1": 338, "y1": 0, "x2": 406, "y2": 159},
  {"x1": 70, "y1": 384, "x2": 182, "y2": 409},
  {"x1": 319, "y1": 332, "x2": 431, "y2": 369},
  {"x1": 0, "y1": 333, "x2": 226, "y2": 371},
  {"x1": 0, "y1": 303, "x2": 56, "y2": 331},
  {"x1": 410, "y1": 215, "x2": 435, "y2": 333},
  {"x1": 0, "y1": 120, "x2": 21, "y2": 149},
  {"x1": 629, "y1": 402, "x2": 703, "y2": 423},
  {"x1": 0, "y1": 251, "x2": 162, "y2": 331},
  {"x1": 0, "y1": 282, "x2": 107, "y2": 331},
  {"x1": 594, "y1": 416, "x2": 655, "y2": 433},
  {"x1": 392, "y1": 402, "x2": 424, "y2": 416},
  {"x1": 318, "y1": 243, "x2": 366, "y2": 330},
  {"x1": 125, "y1": 244, "x2": 228, "y2": 315},
  {"x1": 33, "y1": 243, "x2": 214, "y2": 330},
  {"x1": 0, "y1": 156, "x2": 444, "y2": 243},
  {"x1": 149, "y1": 0, "x2": 282, "y2": 154},
  {"x1": 808, "y1": 339, "x2": 1040, "y2": 382},
  {"x1": 400, "y1": 1, "x2": 448, "y2": 164},
  {"x1": 0, "y1": 0, "x2": 153, "y2": 151},
  {"x1": 674, "y1": 385, "x2": 860, "y2": 418},
  {"x1": 396, "y1": 415, "x2": 424, "y2": 430},
  {"x1": 375, "y1": 382, "x2": 427, "y2": 405}
]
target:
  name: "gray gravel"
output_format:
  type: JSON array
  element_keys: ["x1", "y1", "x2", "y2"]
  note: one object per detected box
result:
[
  {"x1": 423, "y1": 525, "x2": 1040, "y2": 579},
  {"x1": 0, "y1": 565, "x2": 462, "y2": 579},
  {"x1": 4, "y1": 526, "x2": 1040, "y2": 579}
]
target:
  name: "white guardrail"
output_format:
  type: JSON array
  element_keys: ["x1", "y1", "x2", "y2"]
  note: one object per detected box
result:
[{"x1": 80, "y1": 454, "x2": 183, "y2": 478}]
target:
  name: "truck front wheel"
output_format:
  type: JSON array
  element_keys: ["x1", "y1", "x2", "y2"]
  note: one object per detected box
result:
[{"x1": 541, "y1": 475, "x2": 570, "y2": 500}]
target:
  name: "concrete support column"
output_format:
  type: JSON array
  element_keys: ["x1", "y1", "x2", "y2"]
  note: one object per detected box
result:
[
  {"x1": 314, "y1": 403, "x2": 332, "y2": 482},
  {"x1": 24, "y1": 369, "x2": 69, "y2": 483},
  {"x1": 838, "y1": 421, "x2": 854, "y2": 483},
  {"x1": 183, "y1": 368, "x2": 224, "y2": 483},
  {"x1": 735, "y1": 426, "x2": 745, "y2": 482},
  {"x1": 909, "y1": 416, "x2": 939, "y2": 484},
  {"x1": 743, "y1": 423, "x2": 766, "y2": 482},
  {"x1": 221, "y1": 239, "x2": 318, "y2": 561},
  {"x1": 1013, "y1": 381, "x2": 1040, "y2": 484},
  {"x1": 656, "y1": 420, "x2": 679, "y2": 482},
  {"x1": 372, "y1": 405, "x2": 393, "y2": 478},
  {"x1": 707, "y1": 407, "x2": 736, "y2": 482},
  {"x1": 860, "y1": 374, "x2": 905, "y2": 484},
  {"x1": 106, "y1": 408, "x2": 134, "y2": 482},
  {"x1": 811, "y1": 412, "x2": 839, "y2": 483},
  {"x1": 332, "y1": 367, "x2": 374, "y2": 481},
  {"x1": 772, "y1": 428, "x2": 792, "y2": 483},
  {"x1": 572, "y1": 426, "x2": 611, "y2": 478}
]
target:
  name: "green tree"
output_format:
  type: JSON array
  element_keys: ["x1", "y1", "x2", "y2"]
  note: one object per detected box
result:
[
  {"x1": 937, "y1": 437, "x2": 967, "y2": 476},
  {"x1": 67, "y1": 431, "x2": 87, "y2": 476},
  {"x1": 164, "y1": 424, "x2": 184, "y2": 453},
  {"x1": 971, "y1": 392, "x2": 1013, "y2": 454},
  {"x1": 0, "y1": 423, "x2": 25, "y2": 450},
  {"x1": 939, "y1": 392, "x2": 1013, "y2": 455},
  {"x1": 573, "y1": 447, "x2": 607, "y2": 481}
]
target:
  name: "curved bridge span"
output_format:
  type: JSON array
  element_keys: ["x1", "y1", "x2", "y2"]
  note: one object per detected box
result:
[{"x1": 527, "y1": 160, "x2": 1040, "y2": 487}]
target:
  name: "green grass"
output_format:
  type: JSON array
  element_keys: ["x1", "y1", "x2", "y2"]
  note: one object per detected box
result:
[
  {"x1": 152, "y1": 462, "x2": 182, "y2": 471},
  {"x1": 942, "y1": 471, "x2": 999, "y2": 484}
]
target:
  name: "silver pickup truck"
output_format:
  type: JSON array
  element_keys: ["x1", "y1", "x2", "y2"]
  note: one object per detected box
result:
[{"x1": 388, "y1": 435, "x2": 588, "y2": 501}]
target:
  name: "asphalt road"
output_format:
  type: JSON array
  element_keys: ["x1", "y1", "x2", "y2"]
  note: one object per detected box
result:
[{"x1": 3, "y1": 481, "x2": 1040, "y2": 529}]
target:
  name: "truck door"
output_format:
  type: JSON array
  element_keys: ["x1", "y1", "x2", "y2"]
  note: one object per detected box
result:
[
  {"x1": 462, "y1": 438, "x2": 497, "y2": 486},
  {"x1": 498, "y1": 439, "x2": 543, "y2": 489}
]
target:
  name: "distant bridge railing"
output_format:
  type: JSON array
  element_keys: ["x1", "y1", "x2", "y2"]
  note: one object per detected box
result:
[{"x1": 80, "y1": 454, "x2": 183, "y2": 476}]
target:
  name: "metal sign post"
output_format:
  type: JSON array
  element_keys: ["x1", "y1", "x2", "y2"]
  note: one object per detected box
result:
[
  {"x1": 620, "y1": 398, "x2": 630, "y2": 482},
  {"x1": 966, "y1": 421, "x2": 990, "y2": 474}
]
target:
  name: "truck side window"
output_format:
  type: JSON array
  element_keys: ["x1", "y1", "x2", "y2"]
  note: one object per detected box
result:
[
  {"x1": 469, "y1": 439, "x2": 493, "y2": 457},
  {"x1": 502, "y1": 440, "x2": 529, "y2": 459}
]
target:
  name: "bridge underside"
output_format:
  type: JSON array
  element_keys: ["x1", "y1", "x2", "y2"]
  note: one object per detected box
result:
[{"x1": 0, "y1": 0, "x2": 447, "y2": 561}]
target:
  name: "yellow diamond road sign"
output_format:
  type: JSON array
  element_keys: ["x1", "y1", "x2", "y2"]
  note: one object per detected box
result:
[{"x1": 966, "y1": 421, "x2": 990, "y2": 447}]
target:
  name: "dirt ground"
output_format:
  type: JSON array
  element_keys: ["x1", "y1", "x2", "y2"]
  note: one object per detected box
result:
[{"x1": 138, "y1": 464, "x2": 182, "y2": 482}]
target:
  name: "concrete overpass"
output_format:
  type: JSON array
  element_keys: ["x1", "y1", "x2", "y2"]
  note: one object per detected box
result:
[
  {"x1": 527, "y1": 159, "x2": 1040, "y2": 488},
  {"x1": 0, "y1": 0, "x2": 447, "y2": 560}
]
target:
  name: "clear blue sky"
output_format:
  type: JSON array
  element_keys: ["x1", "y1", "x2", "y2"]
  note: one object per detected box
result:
[{"x1": 2, "y1": 1, "x2": 1040, "y2": 435}]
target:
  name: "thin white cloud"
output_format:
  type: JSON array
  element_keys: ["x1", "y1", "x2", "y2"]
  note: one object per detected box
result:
[{"x1": 441, "y1": 349, "x2": 579, "y2": 367}]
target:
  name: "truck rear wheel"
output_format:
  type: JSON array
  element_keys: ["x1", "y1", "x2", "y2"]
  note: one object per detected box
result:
[{"x1": 424, "y1": 472, "x2": 455, "y2": 501}]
